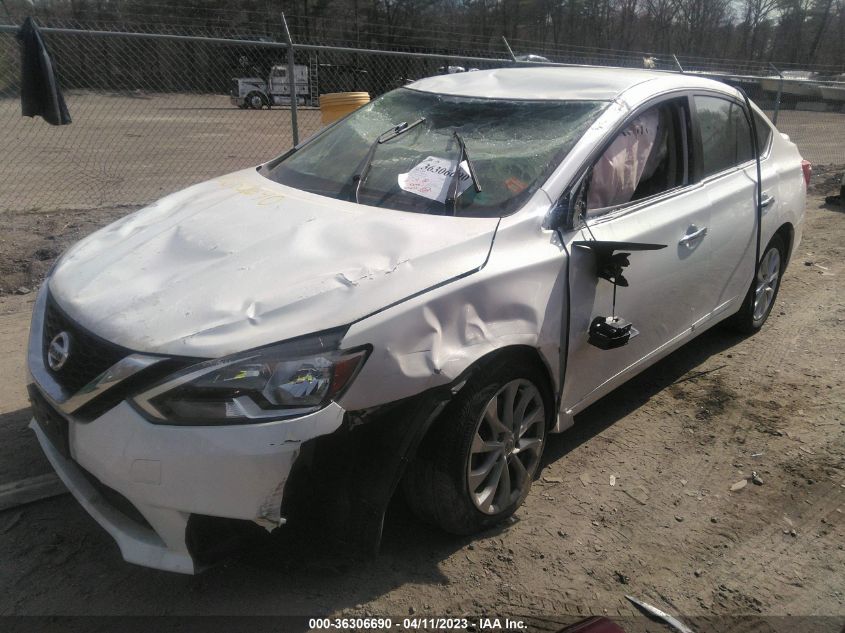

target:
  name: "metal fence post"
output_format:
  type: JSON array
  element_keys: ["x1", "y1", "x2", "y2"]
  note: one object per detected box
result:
[
  {"x1": 281, "y1": 13, "x2": 299, "y2": 146},
  {"x1": 501, "y1": 36, "x2": 517, "y2": 62},
  {"x1": 769, "y1": 62, "x2": 783, "y2": 126}
]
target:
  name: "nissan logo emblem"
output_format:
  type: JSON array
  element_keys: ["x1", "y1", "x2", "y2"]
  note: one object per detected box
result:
[{"x1": 47, "y1": 331, "x2": 71, "y2": 371}]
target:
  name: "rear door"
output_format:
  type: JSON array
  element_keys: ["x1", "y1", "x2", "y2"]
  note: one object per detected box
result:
[
  {"x1": 691, "y1": 94, "x2": 764, "y2": 318},
  {"x1": 561, "y1": 95, "x2": 715, "y2": 411}
]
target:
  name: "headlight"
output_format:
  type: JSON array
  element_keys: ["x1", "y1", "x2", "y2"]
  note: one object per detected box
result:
[{"x1": 132, "y1": 331, "x2": 369, "y2": 426}]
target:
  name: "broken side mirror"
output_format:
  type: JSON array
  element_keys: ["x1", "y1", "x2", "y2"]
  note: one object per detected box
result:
[
  {"x1": 544, "y1": 168, "x2": 591, "y2": 233},
  {"x1": 573, "y1": 240, "x2": 668, "y2": 351},
  {"x1": 588, "y1": 316, "x2": 637, "y2": 349},
  {"x1": 544, "y1": 196, "x2": 570, "y2": 233},
  {"x1": 570, "y1": 171, "x2": 590, "y2": 230}
]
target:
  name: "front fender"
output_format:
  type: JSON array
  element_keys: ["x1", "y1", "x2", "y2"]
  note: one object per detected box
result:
[{"x1": 338, "y1": 206, "x2": 568, "y2": 413}]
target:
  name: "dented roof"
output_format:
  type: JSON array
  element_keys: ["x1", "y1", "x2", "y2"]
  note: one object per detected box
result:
[{"x1": 408, "y1": 66, "x2": 737, "y2": 101}]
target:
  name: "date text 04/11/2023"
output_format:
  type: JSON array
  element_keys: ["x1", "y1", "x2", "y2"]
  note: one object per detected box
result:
[{"x1": 308, "y1": 617, "x2": 528, "y2": 630}]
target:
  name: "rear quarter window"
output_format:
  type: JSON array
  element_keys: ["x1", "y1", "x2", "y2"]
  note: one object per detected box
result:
[{"x1": 753, "y1": 110, "x2": 774, "y2": 155}]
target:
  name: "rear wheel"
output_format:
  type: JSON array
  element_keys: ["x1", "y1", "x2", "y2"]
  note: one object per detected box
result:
[
  {"x1": 402, "y1": 357, "x2": 549, "y2": 534},
  {"x1": 725, "y1": 234, "x2": 786, "y2": 334}
]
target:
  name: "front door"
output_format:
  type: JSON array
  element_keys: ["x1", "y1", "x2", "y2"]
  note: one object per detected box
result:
[{"x1": 560, "y1": 95, "x2": 715, "y2": 413}]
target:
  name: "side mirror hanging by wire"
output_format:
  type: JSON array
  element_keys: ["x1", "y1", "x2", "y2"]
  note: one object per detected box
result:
[{"x1": 573, "y1": 240, "x2": 667, "y2": 350}]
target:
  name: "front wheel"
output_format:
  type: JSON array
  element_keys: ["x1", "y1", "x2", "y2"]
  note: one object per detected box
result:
[
  {"x1": 402, "y1": 357, "x2": 550, "y2": 534},
  {"x1": 246, "y1": 91, "x2": 267, "y2": 110},
  {"x1": 725, "y1": 234, "x2": 786, "y2": 334}
]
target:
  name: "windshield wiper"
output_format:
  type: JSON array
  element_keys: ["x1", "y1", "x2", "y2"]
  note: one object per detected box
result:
[
  {"x1": 446, "y1": 131, "x2": 482, "y2": 215},
  {"x1": 353, "y1": 118, "x2": 426, "y2": 204}
]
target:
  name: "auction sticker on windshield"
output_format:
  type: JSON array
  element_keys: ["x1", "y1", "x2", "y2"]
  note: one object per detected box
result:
[{"x1": 398, "y1": 156, "x2": 472, "y2": 204}]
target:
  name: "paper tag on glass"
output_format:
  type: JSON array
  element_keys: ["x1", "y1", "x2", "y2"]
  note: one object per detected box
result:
[{"x1": 398, "y1": 156, "x2": 472, "y2": 204}]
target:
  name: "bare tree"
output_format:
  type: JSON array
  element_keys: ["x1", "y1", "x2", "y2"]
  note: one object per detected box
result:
[
  {"x1": 806, "y1": 0, "x2": 834, "y2": 63},
  {"x1": 9, "y1": 0, "x2": 845, "y2": 69},
  {"x1": 738, "y1": 0, "x2": 779, "y2": 59},
  {"x1": 677, "y1": 0, "x2": 733, "y2": 56},
  {"x1": 643, "y1": 0, "x2": 681, "y2": 53}
]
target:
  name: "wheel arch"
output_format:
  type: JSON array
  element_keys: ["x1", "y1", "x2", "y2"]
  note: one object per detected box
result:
[
  {"x1": 773, "y1": 222, "x2": 795, "y2": 266},
  {"x1": 398, "y1": 343, "x2": 556, "y2": 534},
  {"x1": 314, "y1": 346, "x2": 556, "y2": 553},
  {"x1": 440, "y1": 344, "x2": 558, "y2": 431}
]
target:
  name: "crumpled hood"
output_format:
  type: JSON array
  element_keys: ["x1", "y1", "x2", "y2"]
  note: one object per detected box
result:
[{"x1": 50, "y1": 169, "x2": 498, "y2": 357}]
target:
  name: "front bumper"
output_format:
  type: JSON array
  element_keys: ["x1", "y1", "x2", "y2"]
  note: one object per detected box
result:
[
  {"x1": 26, "y1": 285, "x2": 456, "y2": 573},
  {"x1": 30, "y1": 393, "x2": 344, "y2": 574}
]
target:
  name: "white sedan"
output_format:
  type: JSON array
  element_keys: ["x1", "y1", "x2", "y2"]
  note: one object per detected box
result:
[{"x1": 27, "y1": 67, "x2": 807, "y2": 573}]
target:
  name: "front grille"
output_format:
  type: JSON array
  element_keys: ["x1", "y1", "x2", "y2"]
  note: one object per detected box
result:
[{"x1": 43, "y1": 293, "x2": 132, "y2": 394}]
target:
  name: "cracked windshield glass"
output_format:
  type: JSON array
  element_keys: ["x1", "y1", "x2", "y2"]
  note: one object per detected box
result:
[{"x1": 262, "y1": 88, "x2": 606, "y2": 217}]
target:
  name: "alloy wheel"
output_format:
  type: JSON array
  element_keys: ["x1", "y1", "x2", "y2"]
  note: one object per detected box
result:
[
  {"x1": 753, "y1": 247, "x2": 781, "y2": 322},
  {"x1": 467, "y1": 379, "x2": 545, "y2": 515}
]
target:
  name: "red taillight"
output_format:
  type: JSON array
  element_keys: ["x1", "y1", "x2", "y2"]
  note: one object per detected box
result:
[{"x1": 801, "y1": 159, "x2": 812, "y2": 186}]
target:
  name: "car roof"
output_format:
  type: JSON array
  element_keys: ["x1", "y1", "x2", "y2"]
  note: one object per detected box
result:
[{"x1": 408, "y1": 66, "x2": 735, "y2": 101}]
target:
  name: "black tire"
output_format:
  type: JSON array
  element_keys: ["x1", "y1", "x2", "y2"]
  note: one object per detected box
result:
[
  {"x1": 402, "y1": 355, "x2": 551, "y2": 535},
  {"x1": 724, "y1": 233, "x2": 786, "y2": 334},
  {"x1": 246, "y1": 91, "x2": 267, "y2": 110}
]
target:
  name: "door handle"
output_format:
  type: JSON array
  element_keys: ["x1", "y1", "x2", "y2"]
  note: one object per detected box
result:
[
  {"x1": 679, "y1": 226, "x2": 708, "y2": 246},
  {"x1": 760, "y1": 194, "x2": 776, "y2": 210}
]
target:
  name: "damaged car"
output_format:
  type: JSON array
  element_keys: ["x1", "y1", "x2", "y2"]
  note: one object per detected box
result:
[{"x1": 27, "y1": 67, "x2": 807, "y2": 573}]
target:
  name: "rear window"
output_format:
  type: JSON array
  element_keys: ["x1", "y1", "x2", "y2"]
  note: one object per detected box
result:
[
  {"x1": 261, "y1": 88, "x2": 605, "y2": 217},
  {"x1": 694, "y1": 95, "x2": 754, "y2": 177}
]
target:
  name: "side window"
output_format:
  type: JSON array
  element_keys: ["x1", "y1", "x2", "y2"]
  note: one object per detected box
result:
[
  {"x1": 586, "y1": 99, "x2": 686, "y2": 213},
  {"x1": 694, "y1": 96, "x2": 753, "y2": 177}
]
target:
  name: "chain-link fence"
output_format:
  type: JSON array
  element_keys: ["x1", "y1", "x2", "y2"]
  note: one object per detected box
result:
[
  {"x1": 1, "y1": 25, "x2": 301, "y2": 211},
  {"x1": 1, "y1": 21, "x2": 843, "y2": 213}
]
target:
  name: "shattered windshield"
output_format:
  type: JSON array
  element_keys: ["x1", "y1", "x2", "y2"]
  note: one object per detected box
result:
[{"x1": 261, "y1": 88, "x2": 606, "y2": 217}]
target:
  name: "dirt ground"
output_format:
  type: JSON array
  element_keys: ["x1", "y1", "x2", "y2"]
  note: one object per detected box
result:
[
  {"x1": 1, "y1": 91, "x2": 844, "y2": 214},
  {"x1": 0, "y1": 168, "x2": 842, "y2": 629}
]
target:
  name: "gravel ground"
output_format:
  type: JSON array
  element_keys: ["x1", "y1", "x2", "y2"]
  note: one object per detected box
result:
[
  {"x1": 0, "y1": 92, "x2": 323, "y2": 213},
  {"x1": 0, "y1": 176, "x2": 842, "y2": 628},
  {"x1": 768, "y1": 109, "x2": 845, "y2": 165}
]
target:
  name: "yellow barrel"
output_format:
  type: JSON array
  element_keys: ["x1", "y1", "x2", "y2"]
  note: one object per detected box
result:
[{"x1": 320, "y1": 92, "x2": 370, "y2": 125}]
